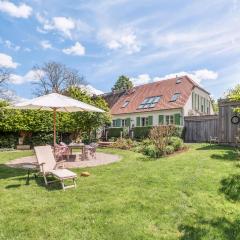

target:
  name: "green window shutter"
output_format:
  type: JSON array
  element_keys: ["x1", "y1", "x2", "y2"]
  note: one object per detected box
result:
[
  {"x1": 192, "y1": 92, "x2": 195, "y2": 109},
  {"x1": 159, "y1": 115, "x2": 164, "y2": 125},
  {"x1": 174, "y1": 113, "x2": 181, "y2": 125},
  {"x1": 116, "y1": 119, "x2": 121, "y2": 127},
  {"x1": 126, "y1": 118, "x2": 131, "y2": 127},
  {"x1": 148, "y1": 116, "x2": 153, "y2": 126},
  {"x1": 136, "y1": 117, "x2": 140, "y2": 127}
]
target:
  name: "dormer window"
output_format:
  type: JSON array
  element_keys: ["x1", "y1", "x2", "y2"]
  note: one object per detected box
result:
[
  {"x1": 170, "y1": 93, "x2": 180, "y2": 102},
  {"x1": 138, "y1": 96, "x2": 161, "y2": 109},
  {"x1": 122, "y1": 100, "x2": 130, "y2": 108},
  {"x1": 176, "y1": 77, "x2": 182, "y2": 84}
]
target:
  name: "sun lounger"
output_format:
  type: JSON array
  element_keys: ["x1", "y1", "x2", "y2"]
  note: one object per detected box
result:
[{"x1": 34, "y1": 146, "x2": 77, "y2": 190}]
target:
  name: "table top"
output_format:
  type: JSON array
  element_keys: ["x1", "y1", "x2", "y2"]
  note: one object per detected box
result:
[
  {"x1": 22, "y1": 163, "x2": 38, "y2": 170},
  {"x1": 68, "y1": 143, "x2": 85, "y2": 147}
]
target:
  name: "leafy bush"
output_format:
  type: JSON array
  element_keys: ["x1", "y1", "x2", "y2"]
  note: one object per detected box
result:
[
  {"x1": 142, "y1": 144, "x2": 159, "y2": 158},
  {"x1": 0, "y1": 132, "x2": 18, "y2": 148},
  {"x1": 107, "y1": 128, "x2": 123, "y2": 138},
  {"x1": 133, "y1": 127, "x2": 152, "y2": 139},
  {"x1": 169, "y1": 137, "x2": 184, "y2": 151},
  {"x1": 24, "y1": 132, "x2": 57, "y2": 146},
  {"x1": 165, "y1": 145, "x2": 175, "y2": 155},
  {"x1": 111, "y1": 138, "x2": 135, "y2": 150},
  {"x1": 172, "y1": 126, "x2": 185, "y2": 139}
]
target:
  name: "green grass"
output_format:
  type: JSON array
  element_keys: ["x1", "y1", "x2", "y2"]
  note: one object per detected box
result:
[{"x1": 0, "y1": 144, "x2": 240, "y2": 240}]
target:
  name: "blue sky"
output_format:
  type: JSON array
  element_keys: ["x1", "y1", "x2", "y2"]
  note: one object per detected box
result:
[{"x1": 0, "y1": 0, "x2": 239, "y2": 100}]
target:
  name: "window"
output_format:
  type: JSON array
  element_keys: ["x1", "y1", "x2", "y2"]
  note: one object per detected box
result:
[
  {"x1": 176, "y1": 77, "x2": 182, "y2": 84},
  {"x1": 121, "y1": 119, "x2": 127, "y2": 127},
  {"x1": 170, "y1": 93, "x2": 180, "y2": 102},
  {"x1": 112, "y1": 120, "x2": 117, "y2": 127},
  {"x1": 166, "y1": 115, "x2": 174, "y2": 125},
  {"x1": 141, "y1": 117, "x2": 149, "y2": 127},
  {"x1": 138, "y1": 96, "x2": 161, "y2": 109},
  {"x1": 122, "y1": 100, "x2": 130, "y2": 108}
]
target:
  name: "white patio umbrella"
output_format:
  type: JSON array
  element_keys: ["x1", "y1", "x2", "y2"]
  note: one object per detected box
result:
[{"x1": 10, "y1": 92, "x2": 104, "y2": 145}]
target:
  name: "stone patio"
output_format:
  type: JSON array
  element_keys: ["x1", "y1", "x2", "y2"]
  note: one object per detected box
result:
[{"x1": 6, "y1": 152, "x2": 121, "y2": 169}]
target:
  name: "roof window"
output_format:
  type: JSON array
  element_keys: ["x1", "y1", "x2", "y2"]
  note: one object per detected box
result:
[
  {"x1": 122, "y1": 100, "x2": 130, "y2": 108},
  {"x1": 170, "y1": 93, "x2": 180, "y2": 102},
  {"x1": 138, "y1": 96, "x2": 161, "y2": 109}
]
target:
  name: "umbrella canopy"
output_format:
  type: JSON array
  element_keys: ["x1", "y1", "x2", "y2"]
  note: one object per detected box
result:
[{"x1": 10, "y1": 93, "x2": 105, "y2": 145}]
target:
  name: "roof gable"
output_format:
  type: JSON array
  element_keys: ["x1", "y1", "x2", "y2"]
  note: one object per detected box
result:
[{"x1": 108, "y1": 76, "x2": 208, "y2": 115}]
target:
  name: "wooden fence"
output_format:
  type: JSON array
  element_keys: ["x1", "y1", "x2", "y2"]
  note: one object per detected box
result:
[
  {"x1": 184, "y1": 99, "x2": 240, "y2": 144},
  {"x1": 184, "y1": 115, "x2": 218, "y2": 142}
]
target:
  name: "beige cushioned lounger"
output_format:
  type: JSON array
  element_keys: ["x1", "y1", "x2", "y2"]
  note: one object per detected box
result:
[{"x1": 34, "y1": 146, "x2": 77, "y2": 190}]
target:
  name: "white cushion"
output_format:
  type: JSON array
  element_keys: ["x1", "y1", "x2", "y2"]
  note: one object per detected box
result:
[{"x1": 50, "y1": 169, "x2": 77, "y2": 179}]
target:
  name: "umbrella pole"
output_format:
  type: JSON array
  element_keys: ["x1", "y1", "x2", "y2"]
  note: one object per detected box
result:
[{"x1": 53, "y1": 108, "x2": 57, "y2": 146}]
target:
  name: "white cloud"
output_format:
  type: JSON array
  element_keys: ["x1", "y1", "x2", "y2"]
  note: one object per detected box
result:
[
  {"x1": 99, "y1": 28, "x2": 141, "y2": 54},
  {"x1": 4, "y1": 40, "x2": 20, "y2": 51},
  {"x1": 130, "y1": 74, "x2": 151, "y2": 86},
  {"x1": 40, "y1": 40, "x2": 52, "y2": 49},
  {"x1": 154, "y1": 69, "x2": 218, "y2": 84},
  {"x1": 0, "y1": 1, "x2": 32, "y2": 18},
  {"x1": 38, "y1": 15, "x2": 75, "y2": 38},
  {"x1": 10, "y1": 70, "x2": 45, "y2": 85},
  {"x1": 78, "y1": 84, "x2": 103, "y2": 96},
  {"x1": 62, "y1": 42, "x2": 85, "y2": 56},
  {"x1": 129, "y1": 69, "x2": 218, "y2": 86},
  {"x1": 0, "y1": 89, "x2": 28, "y2": 103},
  {"x1": 0, "y1": 53, "x2": 19, "y2": 68}
]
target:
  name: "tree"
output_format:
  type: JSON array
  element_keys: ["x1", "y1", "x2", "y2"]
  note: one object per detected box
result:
[
  {"x1": 65, "y1": 86, "x2": 111, "y2": 141},
  {"x1": 0, "y1": 68, "x2": 10, "y2": 99},
  {"x1": 112, "y1": 75, "x2": 133, "y2": 91},
  {"x1": 227, "y1": 84, "x2": 240, "y2": 112},
  {"x1": 32, "y1": 61, "x2": 85, "y2": 96},
  {"x1": 210, "y1": 97, "x2": 219, "y2": 113}
]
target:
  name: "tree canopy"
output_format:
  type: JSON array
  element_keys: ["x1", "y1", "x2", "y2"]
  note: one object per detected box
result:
[
  {"x1": 227, "y1": 84, "x2": 240, "y2": 112},
  {"x1": 32, "y1": 61, "x2": 85, "y2": 96},
  {"x1": 112, "y1": 75, "x2": 133, "y2": 91}
]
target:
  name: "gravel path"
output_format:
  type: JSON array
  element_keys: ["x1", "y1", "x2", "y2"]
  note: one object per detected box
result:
[{"x1": 6, "y1": 152, "x2": 121, "y2": 169}]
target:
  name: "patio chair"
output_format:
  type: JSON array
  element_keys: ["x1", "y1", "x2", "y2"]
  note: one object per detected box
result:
[
  {"x1": 85, "y1": 143, "x2": 98, "y2": 159},
  {"x1": 209, "y1": 136, "x2": 219, "y2": 145},
  {"x1": 54, "y1": 142, "x2": 70, "y2": 161},
  {"x1": 34, "y1": 146, "x2": 77, "y2": 190}
]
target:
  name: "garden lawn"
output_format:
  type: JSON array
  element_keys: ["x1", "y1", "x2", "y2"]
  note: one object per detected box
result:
[{"x1": 0, "y1": 144, "x2": 240, "y2": 240}]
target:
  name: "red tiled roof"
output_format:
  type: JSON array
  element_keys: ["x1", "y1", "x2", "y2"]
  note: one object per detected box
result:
[{"x1": 109, "y1": 76, "x2": 205, "y2": 115}]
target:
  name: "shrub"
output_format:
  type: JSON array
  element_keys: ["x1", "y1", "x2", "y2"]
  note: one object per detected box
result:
[
  {"x1": 143, "y1": 144, "x2": 159, "y2": 158},
  {"x1": 24, "y1": 132, "x2": 57, "y2": 146},
  {"x1": 111, "y1": 138, "x2": 135, "y2": 150},
  {"x1": 172, "y1": 126, "x2": 185, "y2": 139},
  {"x1": 0, "y1": 132, "x2": 18, "y2": 148},
  {"x1": 165, "y1": 145, "x2": 175, "y2": 155},
  {"x1": 133, "y1": 127, "x2": 152, "y2": 139},
  {"x1": 169, "y1": 137, "x2": 184, "y2": 151}
]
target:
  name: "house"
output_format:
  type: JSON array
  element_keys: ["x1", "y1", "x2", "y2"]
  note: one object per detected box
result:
[{"x1": 102, "y1": 75, "x2": 214, "y2": 128}]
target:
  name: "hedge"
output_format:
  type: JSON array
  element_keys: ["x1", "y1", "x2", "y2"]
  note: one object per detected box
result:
[
  {"x1": 133, "y1": 125, "x2": 185, "y2": 140},
  {"x1": 133, "y1": 127, "x2": 152, "y2": 139},
  {"x1": 0, "y1": 131, "x2": 72, "y2": 149},
  {"x1": 107, "y1": 128, "x2": 124, "y2": 138}
]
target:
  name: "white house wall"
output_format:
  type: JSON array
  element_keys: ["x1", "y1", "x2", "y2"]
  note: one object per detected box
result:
[
  {"x1": 111, "y1": 108, "x2": 183, "y2": 127},
  {"x1": 184, "y1": 87, "x2": 214, "y2": 116}
]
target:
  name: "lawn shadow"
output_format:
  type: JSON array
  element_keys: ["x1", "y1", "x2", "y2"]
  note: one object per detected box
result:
[
  {"x1": 196, "y1": 144, "x2": 233, "y2": 151},
  {"x1": 210, "y1": 150, "x2": 239, "y2": 161},
  {"x1": 5, "y1": 184, "x2": 21, "y2": 189},
  {"x1": 0, "y1": 164, "x2": 26, "y2": 180},
  {"x1": 219, "y1": 174, "x2": 240, "y2": 202},
  {"x1": 179, "y1": 217, "x2": 240, "y2": 239}
]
